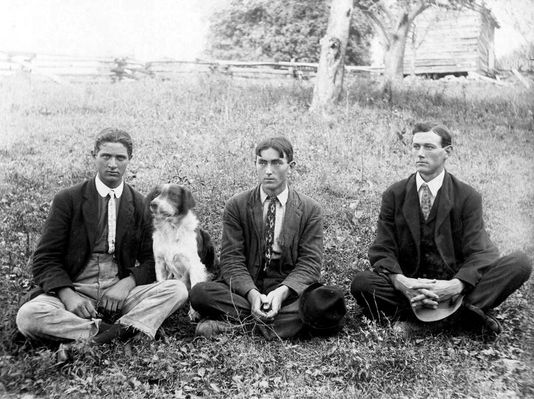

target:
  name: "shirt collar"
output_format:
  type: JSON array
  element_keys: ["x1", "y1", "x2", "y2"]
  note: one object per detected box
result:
[
  {"x1": 416, "y1": 170, "x2": 445, "y2": 197},
  {"x1": 95, "y1": 174, "x2": 124, "y2": 198},
  {"x1": 260, "y1": 185, "x2": 289, "y2": 207}
]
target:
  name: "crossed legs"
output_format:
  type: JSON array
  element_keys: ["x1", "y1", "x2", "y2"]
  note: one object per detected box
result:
[
  {"x1": 190, "y1": 281, "x2": 303, "y2": 339},
  {"x1": 16, "y1": 279, "x2": 188, "y2": 342},
  {"x1": 351, "y1": 252, "x2": 532, "y2": 323}
]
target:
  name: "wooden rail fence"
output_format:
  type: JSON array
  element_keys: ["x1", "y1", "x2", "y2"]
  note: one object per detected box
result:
[
  {"x1": 0, "y1": 51, "x2": 381, "y2": 83},
  {"x1": 2, "y1": 51, "x2": 529, "y2": 87}
]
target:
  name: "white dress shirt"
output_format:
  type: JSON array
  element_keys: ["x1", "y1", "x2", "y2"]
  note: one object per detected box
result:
[
  {"x1": 416, "y1": 170, "x2": 445, "y2": 208},
  {"x1": 95, "y1": 174, "x2": 124, "y2": 199},
  {"x1": 95, "y1": 175, "x2": 124, "y2": 253}
]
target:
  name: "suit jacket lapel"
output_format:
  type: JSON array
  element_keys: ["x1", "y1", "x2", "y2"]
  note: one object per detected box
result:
[
  {"x1": 248, "y1": 186, "x2": 264, "y2": 245},
  {"x1": 402, "y1": 175, "x2": 421, "y2": 249},
  {"x1": 278, "y1": 188, "x2": 301, "y2": 251},
  {"x1": 116, "y1": 184, "x2": 134, "y2": 251},
  {"x1": 82, "y1": 179, "x2": 99, "y2": 252},
  {"x1": 435, "y1": 172, "x2": 453, "y2": 232}
]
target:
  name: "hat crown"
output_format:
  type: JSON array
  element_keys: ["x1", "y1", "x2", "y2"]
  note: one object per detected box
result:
[{"x1": 299, "y1": 283, "x2": 347, "y2": 333}]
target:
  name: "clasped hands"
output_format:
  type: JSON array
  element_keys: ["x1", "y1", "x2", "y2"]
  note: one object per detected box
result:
[
  {"x1": 390, "y1": 274, "x2": 464, "y2": 310},
  {"x1": 57, "y1": 276, "x2": 136, "y2": 319},
  {"x1": 246, "y1": 285, "x2": 289, "y2": 322}
]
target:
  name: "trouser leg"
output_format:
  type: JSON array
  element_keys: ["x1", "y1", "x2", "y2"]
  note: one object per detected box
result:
[
  {"x1": 270, "y1": 300, "x2": 303, "y2": 339},
  {"x1": 119, "y1": 280, "x2": 188, "y2": 338},
  {"x1": 350, "y1": 270, "x2": 410, "y2": 321},
  {"x1": 465, "y1": 252, "x2": 532, "y2": 311},
  {"x1": 190, "y1": 281, "x2": 304, "y2": 339},
  {"x1": 16, "y1": 293, "x2": 100, "y2": 341},
  {"x1": 190, "y1": 281, "x2": 251, "y2": 320}
]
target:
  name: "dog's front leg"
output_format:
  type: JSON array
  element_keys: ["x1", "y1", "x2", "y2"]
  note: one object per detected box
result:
[
  {"x1": 188, "y1": 306, "x2": 202, "y2": 322},
  {"x1": 155, "y1": 256, "x2": 168, "y2": 282}
]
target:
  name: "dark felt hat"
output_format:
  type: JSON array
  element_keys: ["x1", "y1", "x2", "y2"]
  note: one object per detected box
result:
[{"x1": 299, "y1": 282, "x2": 347, "y2": 335}]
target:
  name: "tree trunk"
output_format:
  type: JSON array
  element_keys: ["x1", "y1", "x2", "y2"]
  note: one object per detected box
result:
[
  {"x1": 383, "y1": 13, "x2": 411, "y2": 84},
  {"x1": 310, "y1": 0, "x2": 353, "y2": 113},
  {"x1": 382, "y1": 13, "x2": 411, "y2": 99}
]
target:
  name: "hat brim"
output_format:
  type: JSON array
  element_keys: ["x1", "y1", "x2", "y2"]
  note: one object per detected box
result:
[{"x1": 413, "y1": 294, "x2": 464, "y2": 322}]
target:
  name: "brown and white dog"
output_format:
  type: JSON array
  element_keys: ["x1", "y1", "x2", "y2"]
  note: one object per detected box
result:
[{"x1": 147, "y1": 184, "x2": 216, "y2": 320}]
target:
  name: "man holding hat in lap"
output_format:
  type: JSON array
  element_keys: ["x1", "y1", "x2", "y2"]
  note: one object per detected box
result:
[
  {"x1": 351, "y1": 123, "x2": 531, "y2": 335},
  {"x1": 191, "y1": 136, "x2": 346, "y2": 339}
]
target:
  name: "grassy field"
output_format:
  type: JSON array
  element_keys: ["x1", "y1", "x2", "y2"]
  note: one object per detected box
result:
[{"x1": 0, "y1": 73, "x2": 533, "y2": 398}]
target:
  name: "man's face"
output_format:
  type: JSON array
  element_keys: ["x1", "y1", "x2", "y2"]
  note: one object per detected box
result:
[
  {"x1": 256, "y1": 147, "x2": 294, "y2": 196},
  {"x1": 93, "y1": 142, "x2": 130, "y2": 188},
  {"x1": 412, "y1": 131, "x2": 451, "y2": 181}
]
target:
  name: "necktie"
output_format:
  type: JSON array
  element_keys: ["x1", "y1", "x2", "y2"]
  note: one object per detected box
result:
[
  {"x1": 420, "y1": 183, "x2": 432, "y2": 221},
  {"x1": 108, "y1": 190, "x2": 116, "y2": 254},
  {"x1": 264, "y1": 196, "x2": 277, "y2": 271}
]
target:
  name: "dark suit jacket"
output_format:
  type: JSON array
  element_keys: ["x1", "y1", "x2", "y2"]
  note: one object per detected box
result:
[
  {"x1": 369, "y1": 172, "x2": 499, "y2": 288},
  {"x1": 31, "y1": 178, "x2": 155, "y2": 296},
  {"x1": 220, "y1": 185, "x2": 323, "y2": 297}
]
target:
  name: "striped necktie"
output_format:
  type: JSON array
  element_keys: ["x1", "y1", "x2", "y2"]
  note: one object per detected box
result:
[
  {"x1": 264, "y1": 196, "x2": 277, "y2": 271},
  {"x1": 420, "y1": 183, "x2": 432, "y2": 221},
  {"x1": 108, "y1": 190, "x2": 116, "y2": 253}
]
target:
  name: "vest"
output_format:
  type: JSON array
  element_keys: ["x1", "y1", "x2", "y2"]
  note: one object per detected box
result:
[{"x1": 418, "y1": 191, "x2": 454, "y2": 280}]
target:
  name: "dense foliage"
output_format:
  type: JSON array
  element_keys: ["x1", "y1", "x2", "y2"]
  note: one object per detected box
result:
[{"x1": 205, "y1": 0, "x2": 373, "y2": 65}]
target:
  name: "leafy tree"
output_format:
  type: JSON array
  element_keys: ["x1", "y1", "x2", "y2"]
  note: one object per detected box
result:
[{"x1": 205, "y1": 0, "x2": 373, "y2": 65}]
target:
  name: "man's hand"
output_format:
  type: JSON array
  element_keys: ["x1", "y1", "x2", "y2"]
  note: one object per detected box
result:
[
  {"x1": 246, "y1": 289, "x2": 269, "y2": 320},
  {"x1": 391, "y1": 274, "x2": 465, "y2": 310},
  {"x1": 100, "y1": 276, "x2": 136, "y2": 313},
  {"x1": 390, "y1": 274, "x2": 439, "y2": 309},
  {"x1": 58, "y1": 287, "x2": 97, "y2": 319},
  {"x1": 263, "y1": 285, "x2": 290, "y2": 320},
  {"x1": 421, "y1": 278, "x2": 464, "y2": 302}
]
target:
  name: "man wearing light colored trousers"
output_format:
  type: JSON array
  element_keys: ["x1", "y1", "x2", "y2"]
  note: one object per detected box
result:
[{"x1": 16, "y1": 128, "x2": 185, "y2": 348}]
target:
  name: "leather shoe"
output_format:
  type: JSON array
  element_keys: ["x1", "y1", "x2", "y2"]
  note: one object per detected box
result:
[
  {"x1": 195, "y1": 320, "x2": 235, "y2": 338},
  {"x1": 462, "y1": 303, "x2": 502, "y2": 334},
  {"x1": 93, "y1": 324, "x2": 138, "y2": 345}
]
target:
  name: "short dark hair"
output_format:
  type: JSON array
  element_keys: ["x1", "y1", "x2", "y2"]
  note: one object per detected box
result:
[
  {"x1": 94, "y1": 128, "x2": 133, "y2": 158},
  {"x1": 412, "y1": 122, "x2": 452, "y2": 148},
  {"x1": 255, "y1": 136, "x2": 294, "y2": 163}
]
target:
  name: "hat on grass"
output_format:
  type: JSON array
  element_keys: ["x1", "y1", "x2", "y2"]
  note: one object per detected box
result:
[
  {"x1": 299, "y1": 282, "x2": 347, "y2": 335},
  {"x1": 412, "y1": 294, "x2": 464, "y2": 322}
]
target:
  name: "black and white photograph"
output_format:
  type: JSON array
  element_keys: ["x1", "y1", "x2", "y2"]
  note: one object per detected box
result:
[{"x1": 1, "y1": 0, "x2": 533, "y2": 397}]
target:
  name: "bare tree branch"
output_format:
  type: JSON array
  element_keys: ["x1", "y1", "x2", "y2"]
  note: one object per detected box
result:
[
  {"x1": 408, "y1": 0, "x2": 431, "y2": 21},
  {"x1": 355, "y1": 0, "x2": 393, "y2": 45},
  {"x1": 361, "y1": 8, "x2": 392, "y2": 46},
  {"x1": 376, "y1": 0, "x2": 394, "y2": 23}
]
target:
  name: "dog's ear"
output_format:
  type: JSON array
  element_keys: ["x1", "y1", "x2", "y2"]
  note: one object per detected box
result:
[
  {"x1": 180, "y1": 187, "x2": 196, "y2": 213},
  {"x1": 144, "y1": 185, "x2": 161, "y2": 229},
  {"x1": 146, "y1": 185, "x2": 162, "y2": 204}
]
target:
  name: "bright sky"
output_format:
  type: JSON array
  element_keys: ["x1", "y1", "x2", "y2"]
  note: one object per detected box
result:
[
  {"x1": 0, "y1": 0, "x2": 209, "y2": 60},
  {"x1": 0, "y1": 0, "x2": 530, "y2": 60}
]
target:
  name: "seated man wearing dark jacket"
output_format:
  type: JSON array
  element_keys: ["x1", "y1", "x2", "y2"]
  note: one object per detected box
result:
[
  {"x1": 351, "y1": 123, "x2": 532, "y2": 335},
  {"x1": 16, "y1": 128, "x2": 185, "y2": 347},
  {"x1": 191, "y1": 137, "x2": 346, "y2": 339}
]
